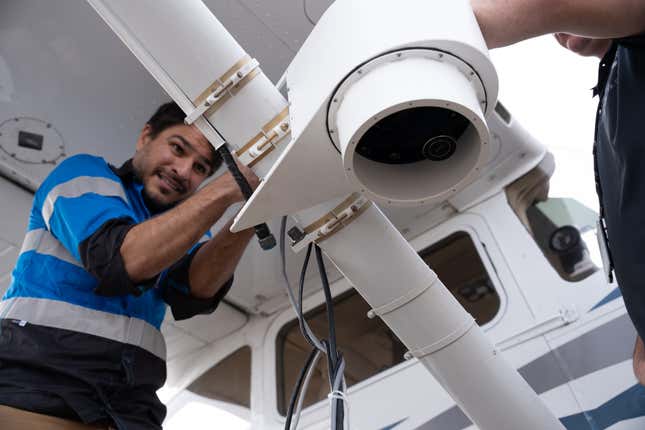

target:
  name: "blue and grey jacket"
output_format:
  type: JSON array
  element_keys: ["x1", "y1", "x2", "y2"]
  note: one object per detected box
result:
[{"x1": 0, "y1": 154, "x2": 232, "y2": 429}]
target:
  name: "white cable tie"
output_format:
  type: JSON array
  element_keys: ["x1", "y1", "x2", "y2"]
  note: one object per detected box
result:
[
  {"x1": 328, "y1": 390, "x2": 349, "y2": 403},
  {"x1": 404, "y1": 316, "x2": 476, "y2": 360},
  {"x1": 367, "y1": 277, "x2": 437, "y2": 319},
  {"x1": 328, "y1": 390, "x2": 351, "y2": 430}
]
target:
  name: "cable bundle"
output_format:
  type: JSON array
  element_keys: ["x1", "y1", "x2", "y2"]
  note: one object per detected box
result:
[{"x1": 280, "y1": 217, "x2": 349, "y2": 430}]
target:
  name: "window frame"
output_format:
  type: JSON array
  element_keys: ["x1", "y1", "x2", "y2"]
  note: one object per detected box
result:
[
  {"x1": 414, "y1": 225, "x2": 508, "y2": 332},
  {"x1": 185, "y1": 345, "x2": 253, "y2": 409}
]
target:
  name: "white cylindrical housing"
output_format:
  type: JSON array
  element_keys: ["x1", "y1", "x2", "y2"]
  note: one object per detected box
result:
[
  {"x1": 332, "y1": 50, "x2": 489, "y2": 206},
  {"x1": 312, "y1": 203, "x2": 564, "y2": 430},
  {"x1": 86, "y1": 0, "x2": 288, "y2": 178}
]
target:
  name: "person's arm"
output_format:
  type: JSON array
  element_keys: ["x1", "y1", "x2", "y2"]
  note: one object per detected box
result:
[
  {"x1": 120, "y1": 164, "x2": 257, "y2": 284},
  {"x1": 634, "y1": 336, "x2": 645, "y2": 386},
  {"x1": 158, "y1": 219, "x2": 253, "y2": 320},
  {"x1": 188, "y1": 219, "x2": 254, "y2": 298},
  {"x1": 471, "y1": 0, "x2": 645, "y2": 49}
]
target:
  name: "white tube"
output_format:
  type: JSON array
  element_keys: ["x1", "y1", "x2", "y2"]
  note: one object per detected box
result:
[
  {"x1": 313, "y1": 203, "x2": 564, "y2": 430},
  {"x1": 86, "y1": 0, "x2": 288, "y2": 177},
  {"x1": 335, "y1": 53, "x2": 489, "y2": 206}
]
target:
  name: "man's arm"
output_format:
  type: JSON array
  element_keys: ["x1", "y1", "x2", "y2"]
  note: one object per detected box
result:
[
  {"x1": 189, "y1": 219, "x2": 254, "y2": 298},
  {"x1": 121, "y1": 164, "x2": 257, "y2": 283},
  {"x1": 634, "y1": 336, "x2": 645, "y2": 386},
  {"x1": 471, "y1": 0, "x2": 645, "y2": 49}
]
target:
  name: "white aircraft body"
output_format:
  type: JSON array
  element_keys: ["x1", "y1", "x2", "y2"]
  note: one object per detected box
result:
[{"x1": 0, "y1": 1, "x2": 642, "y2": 429}]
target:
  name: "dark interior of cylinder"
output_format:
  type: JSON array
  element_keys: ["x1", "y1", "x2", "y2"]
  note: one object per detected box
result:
[{"x1": 356, "y1": 107, "x2": 470, "y2": 164}]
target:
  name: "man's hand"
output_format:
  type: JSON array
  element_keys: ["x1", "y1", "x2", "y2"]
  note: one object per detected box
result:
[
  {"x1": 207, "y1": 158, "x2": 260, "y2": 205},
  {"x1": 554, "y1": 33, "x2": 612, "y2": 59},
  {"x1": 121, "y1": 156, "x2": 258, "y2": 283}
]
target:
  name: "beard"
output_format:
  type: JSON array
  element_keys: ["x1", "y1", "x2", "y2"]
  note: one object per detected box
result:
[
  {"x1": 131, "y1": 159, "x2": 184, "y2": 214},
  {"x1": 141, "y1": 187, "x2": 176, "y2": 214}
]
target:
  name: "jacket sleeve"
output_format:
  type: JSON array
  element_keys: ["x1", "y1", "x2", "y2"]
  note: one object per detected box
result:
[
  {"x1": 36, "y1": 155, "x2": 150, "y2": 296},
  {"x1": 78, "y1": 217, "x2": 158, "y2": 296}
]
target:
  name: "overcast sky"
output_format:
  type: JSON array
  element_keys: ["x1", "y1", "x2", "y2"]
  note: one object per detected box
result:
[{"x1": 489, "y1": 34, "x2": 601, "y2": 212}]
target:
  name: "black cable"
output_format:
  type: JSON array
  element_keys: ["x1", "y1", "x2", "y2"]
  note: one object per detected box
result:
[
  {"x1": 284, "y1": 347, "x2": 319, "y2": 430},
  {"x1": 315, "y1": 245, "x2": 344, "y2": 430},
  {"x1": 297, "y1": 243, "x2": 320, "y2": 349},
  {"x1": 217, "y1": 145, "x2": 276, "y2": 250},
  {"x1": 315, "y1": 245, "x2": 338, "y2": 366}
]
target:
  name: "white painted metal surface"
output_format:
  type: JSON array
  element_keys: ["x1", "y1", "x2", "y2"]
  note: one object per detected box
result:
[
  {"x1": 333, "y1": 50, "x2": 489, "y2": 205},
  {"x1": 232, "y1": 0, "x2": 498, "y2": 231}
]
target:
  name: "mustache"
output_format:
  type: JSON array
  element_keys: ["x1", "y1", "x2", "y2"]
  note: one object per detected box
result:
[{"x1": 156, "y1": 168, "x2": 188, "y2": 194}]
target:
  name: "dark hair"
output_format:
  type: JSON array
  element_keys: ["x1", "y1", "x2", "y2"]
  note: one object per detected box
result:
[{"x1": 146, "y1": 102, "x2": 221, "y2": 175}]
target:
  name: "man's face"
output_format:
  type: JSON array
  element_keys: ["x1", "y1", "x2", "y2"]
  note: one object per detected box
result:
[{"x1": 132, "y1": 123, "x2": 214, "y2": 208}]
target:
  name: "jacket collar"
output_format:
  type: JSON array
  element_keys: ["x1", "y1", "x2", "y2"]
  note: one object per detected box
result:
[{"x1": 110, "y1": 159, "x2": 174, "y2": 215}]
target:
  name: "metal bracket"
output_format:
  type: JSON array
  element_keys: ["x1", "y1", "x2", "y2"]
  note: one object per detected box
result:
[
  {"x1": 236, "y1": 108, "x2": 291, "y2": 167},
  {"x1": 185, "y1": 56, "x2": 260, "y2": 125},
  {"x1": 291, "y1": 193, "x2": 371, "y2": 253}
]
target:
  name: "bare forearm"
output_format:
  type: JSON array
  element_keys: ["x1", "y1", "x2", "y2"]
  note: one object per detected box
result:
[
  {"x1": 189, "y1": 219, "x2": 254, "y2": 298},
  {"x1": 471, "y1": 0, "x2": 645, "y2": 48},
  {"x1": 121, "y1": 180, "x2": 234, "y2": 282},
  {"x1": 635, "y1": 336, "x2": 645, "y2": 386}
]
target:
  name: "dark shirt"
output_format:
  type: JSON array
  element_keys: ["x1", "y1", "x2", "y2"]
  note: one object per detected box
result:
[{"x1": 594, "y1": 33, "x2": 645, "y2": 340}]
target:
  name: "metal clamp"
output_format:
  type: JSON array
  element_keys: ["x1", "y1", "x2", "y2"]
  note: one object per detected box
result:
[
  {"x1": 291, "y1": 194, "x2": 371, "y2": 253},
  {"x1": 236, "y1": 108, "x2": 291, "y2": 167},
  {"x1": 185, "y1": 57, "x2": 260, "y2": 125}
]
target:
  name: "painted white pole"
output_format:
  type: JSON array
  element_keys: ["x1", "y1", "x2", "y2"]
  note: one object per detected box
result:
[
  {"x1": 297, "y1": 200, "x2": 565, "y2": 430},
  {"x1": 86, "y1": 0, "x2": 289, "y2": 176}
]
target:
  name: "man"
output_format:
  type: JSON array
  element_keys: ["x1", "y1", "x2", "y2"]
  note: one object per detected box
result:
[
  {"x1": 470, "y1": 0, "x2": 645, "y2": 383},
  {"x1": 0, "y1": 102, "x2": 258, "y2": 429}
]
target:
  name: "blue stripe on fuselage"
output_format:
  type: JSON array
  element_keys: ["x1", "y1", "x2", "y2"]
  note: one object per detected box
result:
[{"x1": 561, "y1": 384, "x2": 645, "y2": 429}]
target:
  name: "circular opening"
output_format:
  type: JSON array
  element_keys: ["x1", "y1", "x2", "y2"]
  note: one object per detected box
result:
[
  {"x1": 355, "y1": 107, "x2": 469, "y2": 164},
  {"x1": 422, "y1": 135, "x2": 457, "y2": 161}
]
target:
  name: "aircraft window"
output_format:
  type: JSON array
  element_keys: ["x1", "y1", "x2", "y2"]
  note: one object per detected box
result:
[
  {"x1": 276, "y1": 231, "x2": 499, "y2": 415},
  {"x1": 276, "y1": 290, "x2": 407, "y2": 415},
  {"x1": 419, "y1": 232, "x2": 501, "y2": 325},
  {"x1": 186, "y1": 346, "x2": 251, "y2": 408}
]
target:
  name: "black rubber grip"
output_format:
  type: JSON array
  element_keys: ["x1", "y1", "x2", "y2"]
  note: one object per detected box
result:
[{"x1": 217, "y1": 145, "x2": 276, "y2": 250}]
